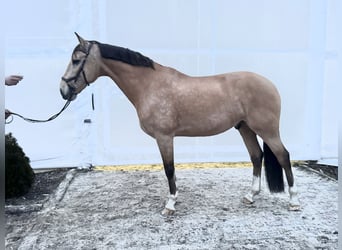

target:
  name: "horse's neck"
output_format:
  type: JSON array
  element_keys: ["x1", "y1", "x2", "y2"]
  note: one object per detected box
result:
[
  {"x1": 100, "y1": 59, "x2": 154, "y2": 106},
  {"x1": 100, "y1": 59, "x2": 188, "y2": 107}
]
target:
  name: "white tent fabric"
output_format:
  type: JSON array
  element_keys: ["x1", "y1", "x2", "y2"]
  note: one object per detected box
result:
[{"x1": 4, "y1": 0, "x2": 340, "y2": 168}]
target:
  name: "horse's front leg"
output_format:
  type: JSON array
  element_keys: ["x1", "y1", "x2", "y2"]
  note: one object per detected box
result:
[{"x1": 156, "y1": 135, "x2": 178, "y2": 216}]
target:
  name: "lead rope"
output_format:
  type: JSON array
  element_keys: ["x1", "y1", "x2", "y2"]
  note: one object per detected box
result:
[{"x1": 5, "y1": 100, "x2": 71, "y2": 124}]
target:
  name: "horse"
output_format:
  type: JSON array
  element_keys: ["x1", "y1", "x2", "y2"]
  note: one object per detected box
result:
[{"x1": 60, "y1": 33, "x2": 300, "y2": 215}]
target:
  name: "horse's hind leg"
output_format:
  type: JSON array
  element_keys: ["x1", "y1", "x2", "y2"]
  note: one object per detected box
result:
[
  {"x1": 237, "y1": 122, "x2": 263, "y2": 204},
  {"x1": 156, "y1": 135, "x2": 178, "y2": 216},
  {"x1": 263, "y1": 136, "x2": 300, "y2": 211}
]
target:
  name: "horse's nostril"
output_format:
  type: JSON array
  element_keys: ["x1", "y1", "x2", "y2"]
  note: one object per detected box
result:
[{"x1": 60, "y1": 86, "x2": 71, "y2": 100}]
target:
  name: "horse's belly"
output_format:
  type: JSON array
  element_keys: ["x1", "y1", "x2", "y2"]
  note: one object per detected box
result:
[
  {"x1": 176, "y1": 127, "x2": 233, "y2": 137},
  {"x1": 175, "y1": 114, "x2": 238, "y2": 137}
]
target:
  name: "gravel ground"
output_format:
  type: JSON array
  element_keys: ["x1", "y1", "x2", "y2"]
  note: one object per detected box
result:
[{"x1": 5, "y1": 164, "x2": 338, "y2": 249}]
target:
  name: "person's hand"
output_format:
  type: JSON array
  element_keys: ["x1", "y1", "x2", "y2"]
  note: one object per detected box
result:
[
  {"x1": 5, "y1": 109, "x2": 11, "y2": 119},
  {"x1": 5, "y1": 75, "x2": 23, "y2": 86}
]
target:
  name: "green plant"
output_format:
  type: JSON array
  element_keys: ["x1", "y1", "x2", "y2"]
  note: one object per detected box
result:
[{"x1": 5, "y1": 133, "x2": 35, "y2": 198}]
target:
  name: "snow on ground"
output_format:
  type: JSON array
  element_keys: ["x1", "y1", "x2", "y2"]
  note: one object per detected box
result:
[{"x1": 7, "y1": 166, "x2": 338, "y2": 249}]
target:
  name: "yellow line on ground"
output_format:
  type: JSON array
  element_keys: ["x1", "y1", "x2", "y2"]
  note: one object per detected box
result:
[{"x1": 94, "y1": 162, "x2": 253, "y2": 172}]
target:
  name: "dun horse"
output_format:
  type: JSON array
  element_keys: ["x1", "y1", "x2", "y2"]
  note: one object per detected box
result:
[{"x1": 60, "y1": 33, "x2": 300, "y2": 215}]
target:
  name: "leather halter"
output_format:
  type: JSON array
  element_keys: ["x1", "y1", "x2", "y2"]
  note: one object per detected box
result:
[{"x1": 61, "y1": 42, "x2": 94, "y2": 90}]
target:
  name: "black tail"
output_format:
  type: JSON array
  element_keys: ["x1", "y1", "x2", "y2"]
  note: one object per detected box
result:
[{"x1": 263, "y1": 143, "x2": 284, "y2": 193}]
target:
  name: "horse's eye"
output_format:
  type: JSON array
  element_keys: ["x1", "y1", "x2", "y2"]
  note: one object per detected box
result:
[{"x1": 72, "y1": 59, "x2": 81, "y2": 65}]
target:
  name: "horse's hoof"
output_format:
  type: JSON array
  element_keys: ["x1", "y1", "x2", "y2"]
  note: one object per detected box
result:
[
  {"x1": 288, "y1": 204, "x2": 301, "y2": 211},
  {"x1": 161, "y1": 208, "x2": 175, "y2": 216},
  {"x1": 243, "y1": 194, "x2": 254, "y2": 204}
]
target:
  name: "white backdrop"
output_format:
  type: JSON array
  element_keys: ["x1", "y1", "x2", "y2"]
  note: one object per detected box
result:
[{"x1": 4, "y1": 0, "x2": 340, "y2": 168}]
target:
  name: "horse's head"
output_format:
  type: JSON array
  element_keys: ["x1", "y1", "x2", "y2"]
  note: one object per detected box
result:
[{"x1": 60, "y1": 33, "x2": 101, "y2": 101}]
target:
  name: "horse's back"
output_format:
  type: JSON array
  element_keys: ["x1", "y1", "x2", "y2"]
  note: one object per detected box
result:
[
  {"x1": 219, "y1": 71, "x2": 281, "y2": 108},
  {"x1": 221, "y1": 71, "x2": 279, "y2": 96}
]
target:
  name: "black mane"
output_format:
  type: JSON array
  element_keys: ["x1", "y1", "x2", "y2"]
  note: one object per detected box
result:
[{"x1": 96, "y1": 42, "x2": 154, "y2": 69}]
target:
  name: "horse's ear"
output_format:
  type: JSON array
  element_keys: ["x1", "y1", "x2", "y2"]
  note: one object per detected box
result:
[{"x1": 74, "y1": 32, "x2": 87, "y2": 47}]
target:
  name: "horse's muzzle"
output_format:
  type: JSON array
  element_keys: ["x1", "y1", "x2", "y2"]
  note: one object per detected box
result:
[{"x1": 60, "y1": 81, "x2": 77, "y2": 101}]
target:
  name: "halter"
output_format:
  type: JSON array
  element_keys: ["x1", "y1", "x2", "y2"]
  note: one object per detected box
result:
[
  {"x1": 61, "y1": 42, "x2": 94, "y2": 91},
  {"x1": 5, "y1": 42, "x2": 95, "y2": 124}
]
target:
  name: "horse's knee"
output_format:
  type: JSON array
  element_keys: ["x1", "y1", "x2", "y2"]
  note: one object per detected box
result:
[{"x1": 164, "y1": 163, "x2": 175, "y2": 180}]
